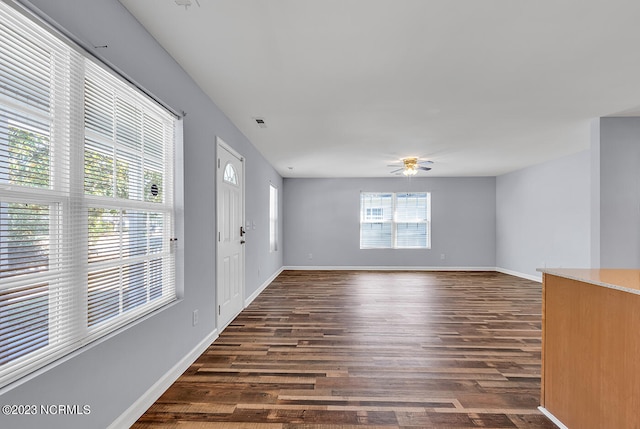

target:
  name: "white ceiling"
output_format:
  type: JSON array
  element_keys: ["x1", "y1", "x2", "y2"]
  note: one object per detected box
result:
[{"x1": 119, "y1": 0, "x2": 640, "y2": 177}]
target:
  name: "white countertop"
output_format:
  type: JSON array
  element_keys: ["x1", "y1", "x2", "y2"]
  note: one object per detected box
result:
[{"x1": 538, "y1": 268, "x2": 640, "y2": 296}]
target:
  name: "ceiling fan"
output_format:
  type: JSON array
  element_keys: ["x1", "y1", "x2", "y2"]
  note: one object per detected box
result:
[{"x1": 388, "y1": 157, "x2": 433, "y2": 176}]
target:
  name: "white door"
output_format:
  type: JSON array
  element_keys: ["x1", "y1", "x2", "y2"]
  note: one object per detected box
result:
[{"x1": 216, "y1": 138, "x2": 245, "y2": 330}]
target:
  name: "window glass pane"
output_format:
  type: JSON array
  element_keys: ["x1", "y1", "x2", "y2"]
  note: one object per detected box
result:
[
  {"x1": 223, "y1": 163, "x2": 237, "y2": 185},
  {"x1": 84, "y1": 138, "x2": 114, "y2": 197},
  {"x1": 87, "y1": 267, "x2": 120, "y2": 326},
  {"x1": 361, "y1": 193, "x2": 393, "y2": 222},
  {"x1": 122, "y1": 262, "x2": 147, "y2": 312},
  {"x1": 396, "y1": 193, "x2": 427, "y2": 222},
  {"x1": 0, "y1": 283, "x2": 49, "y2": 365},
  {"x1": 84, "y1": 78, "x2": 113, "y2": 139},
  {"x1": 143, "y1": 113, "x2": 163, "y2": 158},
  {"x1": 269, "y1": 185, "x2": 278, "y2": 252},
  {"x1": 85, "y1": 83, "x2": 168, "y2": 203},
  {"x1": 144, "y1": 160, "x2": 163, "y2": 203},
  {"x1": 123, "y1": 210, "x2": 147, "y2": 257},
  {"x1": 87, "y1": 208, "x2": 167, "y2": 325},
  {"x1": 88, "y1": 258, "x2": 167, "y2": 327},
  {"x1": 149, "y1": 258, "x2": 162, "y2": 300},
  {"x1": 115, "y1": 98, "x2": 141, "y2": 151},
  {"x1": 0, "y1": 111, "x2": 50, "y2": 189},
  {"x1": 396, "y1": 223, "x2": 427, "y2": 248},
  {"x1": 360, "y1": 222, "x2": 392, "y2": 248},
  {"x1": 88, "y1": 207, "x2": 120, "y2": 263},
  {"x1": 148, "y1": 213, "x2": 164, "y2": 254},
  {"x1": 116, "y1": 149, "x2": 142, "y2": 200},
  {"x1": 0, "y1": 202, "x2": 50, "y2": 279},
  {"x1": 0, "y1": 23, "x2": 50, "y2": 113}
]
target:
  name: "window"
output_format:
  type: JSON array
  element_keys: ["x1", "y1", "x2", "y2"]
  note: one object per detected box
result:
[
  {"x1": 223, "y1": 163, "x2": 237, "y2": 185},
  {"x1": 0, "y1": 2, "x2": 177, "y2": 388},
  {"x1": 360, "y1": 192, "x2": 430, "y2": 249},
  {"x1": 269, "y1": 184, "x2": 278, "y2": 252}
]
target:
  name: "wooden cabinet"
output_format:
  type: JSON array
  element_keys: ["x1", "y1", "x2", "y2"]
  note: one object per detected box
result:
[{"x1": 540, "y1": 269, "x2": 640, "y2": 429}]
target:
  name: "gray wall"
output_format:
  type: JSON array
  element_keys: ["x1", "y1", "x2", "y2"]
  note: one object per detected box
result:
[
  {"x1": 496, "y1": 150, "x2": 591, "y2": 279},
  {"x1": 283, "y1": 177, "x2": 496, "y2": 268},
  {"x1": 0, "y1": 1, "x2": 282, "y2": 428},
  {"x1": 600, "y1": 117, "x2": 640, "y2": 267}
]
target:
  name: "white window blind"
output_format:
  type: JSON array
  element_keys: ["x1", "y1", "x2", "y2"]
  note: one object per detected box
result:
[
  {"x1": 269, "y1": 184, "x2": 278, "y2": 252},
  {"x1": 360, "y1": 192, "x2": 430, "y2": 249},
  {"x1": 0, "y1": 1, "x2": 177, "y2": 388},
  {"x1": 82, "y1": 61, "x2": 176, "y2": 343}
]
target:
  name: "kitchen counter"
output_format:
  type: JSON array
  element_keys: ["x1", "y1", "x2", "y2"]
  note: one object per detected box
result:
[
  {"x1": 539, "y1": 269, "x2": 640, "y2": 429},
  {"x1": 538, "y1": 268, "x2": 640, "y2": 294}
]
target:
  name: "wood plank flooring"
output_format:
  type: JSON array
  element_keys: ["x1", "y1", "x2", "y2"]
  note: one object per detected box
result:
[{"x1": 133, "y1": 270, "x2": 557, "y2": 429}]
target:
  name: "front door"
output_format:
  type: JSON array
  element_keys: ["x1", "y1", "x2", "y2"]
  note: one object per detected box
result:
[{"x1": 216, "y1": 138, "x2": 244, "y2": 330}]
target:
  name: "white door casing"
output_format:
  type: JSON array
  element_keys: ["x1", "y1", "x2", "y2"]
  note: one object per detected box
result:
[{"x1": 216, "y1": 138, "x2": 245, "y2": 331}]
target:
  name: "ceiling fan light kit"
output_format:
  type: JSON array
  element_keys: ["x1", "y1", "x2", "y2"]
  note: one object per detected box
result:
[{"x1": 403, "y1": 168, "x2": 418, "y2": 176}]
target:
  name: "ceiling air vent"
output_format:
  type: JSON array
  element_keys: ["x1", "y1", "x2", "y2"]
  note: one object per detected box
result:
[
  {"x1": 253, "y1": 117, "x2": 267, "y2": 128},
  {"x1": 175, "y1": 0, "x2": 200, "y2": 9}
]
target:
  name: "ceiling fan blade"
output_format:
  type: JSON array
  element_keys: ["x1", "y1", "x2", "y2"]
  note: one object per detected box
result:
[
  {"x1": 417, "y1": 160, "x2": 433, "y2": 165},
  {"x1": 389, "y1": 168, "x2": 404, "y2": 174},
  {"x1": 387, "y1": 164, "x2": 403, "y2": 167},
  {"x1": 417, "y1": 166, "x2": 432, "y2": 171}
]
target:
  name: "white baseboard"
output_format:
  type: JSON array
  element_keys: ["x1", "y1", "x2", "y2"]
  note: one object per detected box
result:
[
  {"x1": 284, "y1": 266, "x2": 543, "y2": 283},
  {"x1": 245, "y1": 267, "x2": 284, "y2": 308},
  {"x1": 107, "y1": 329, "x2": 219, "y2": 429},
  {"x1": 283, "y1": 265, "x2": 496, "y2": 271},
  {"x1": 496, "y1": 267, "x2": 542, "y2": 282},
  {"x1": 538, "y1": 406, "x2": 568, "y2": 429}
]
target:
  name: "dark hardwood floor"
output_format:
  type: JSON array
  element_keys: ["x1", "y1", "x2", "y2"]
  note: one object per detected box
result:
[{"x1": 133, "y1": 270, "x2": 557, "y2": 428}]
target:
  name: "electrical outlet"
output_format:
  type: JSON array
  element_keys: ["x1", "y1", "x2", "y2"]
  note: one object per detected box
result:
[
  {"x1": 308, "y1": 253, "x2": 313, "y2": 260},
  {"x1": 192, "y1": 309, "x2": 198, "y2": 326},
  {"x1": 440, "y1": 253, "x2": 446, "y2": 260}
]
